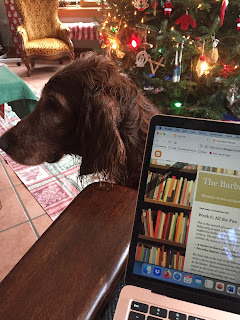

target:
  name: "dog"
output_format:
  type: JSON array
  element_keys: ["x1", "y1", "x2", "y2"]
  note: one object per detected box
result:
[{"x1": 0, "y1": 52, "x2": 158, "y2": 187}]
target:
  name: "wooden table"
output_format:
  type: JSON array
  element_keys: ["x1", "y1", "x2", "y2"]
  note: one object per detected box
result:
[{"x1": 0, "y1": 182, "x2": 137, "y2": 320}]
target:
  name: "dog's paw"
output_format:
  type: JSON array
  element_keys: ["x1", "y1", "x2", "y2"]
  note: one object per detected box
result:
[{"x1": 98, "y1": 181, "x2": 113, "y2": 191}]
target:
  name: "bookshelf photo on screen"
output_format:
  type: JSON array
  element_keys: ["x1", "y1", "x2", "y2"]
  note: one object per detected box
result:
[{"x1": 135, "y1": 162, "x2": 196, "y2": 271}]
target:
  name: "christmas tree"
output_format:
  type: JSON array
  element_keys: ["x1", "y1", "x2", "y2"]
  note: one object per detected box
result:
[{"x1": 97, "y1": 0, "x2": 240, "y2": 120}]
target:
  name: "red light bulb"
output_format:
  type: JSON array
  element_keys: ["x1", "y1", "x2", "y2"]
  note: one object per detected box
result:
[{"x1": 131, "y1": 40, "x2": 137, "y2": 48}]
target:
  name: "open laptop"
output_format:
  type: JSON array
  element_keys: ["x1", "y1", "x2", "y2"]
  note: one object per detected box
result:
[{"x1": 113, "y1": 114, "x2": 240, "y2": 320}]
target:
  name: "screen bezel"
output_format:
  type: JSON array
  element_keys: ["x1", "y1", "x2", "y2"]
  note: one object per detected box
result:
[{"x1": 125, "y1": 114, "x2": 240, "y2": 315}]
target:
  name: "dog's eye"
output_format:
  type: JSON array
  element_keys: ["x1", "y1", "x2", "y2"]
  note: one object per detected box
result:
[{"x1": 46, "y1": 98, "x2": 60, "y2": 111}]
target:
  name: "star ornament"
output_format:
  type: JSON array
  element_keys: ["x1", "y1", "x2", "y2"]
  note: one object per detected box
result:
[{"x1": 148, "y1": 56, "x2": 165, "y2": 75}]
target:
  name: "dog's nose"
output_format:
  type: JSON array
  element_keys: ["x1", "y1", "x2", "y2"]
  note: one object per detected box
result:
[{"x1": 0, "y1": 136, "x2": 9, "y2": 152}]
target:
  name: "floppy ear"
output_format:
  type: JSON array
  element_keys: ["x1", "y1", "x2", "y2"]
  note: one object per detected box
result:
[
  {"x1": 80, "y1": 92, "x2": 127, "y2": 184},
  {"x1": 54, "y1": 93, "x2": 69, "y2": 108}
]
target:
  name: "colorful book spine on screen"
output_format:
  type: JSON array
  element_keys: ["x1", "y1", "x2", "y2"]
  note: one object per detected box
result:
[
  {"x1": 146, "y1": 173, "x2": 196, "y2": 206},
  {"x1": 141, "y1": 209, "x2": 191, "y2": 245},
  {"x1": 135, "y1": 243, "x2": 185, "y2": 271}
]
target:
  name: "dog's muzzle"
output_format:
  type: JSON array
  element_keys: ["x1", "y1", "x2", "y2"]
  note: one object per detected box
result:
[
  {"x1": 0, "y1": 136, "x2": 9, "y2": 152},
  {"x1": 46, "y1": 153, "x2": 63, "y2": 163}
]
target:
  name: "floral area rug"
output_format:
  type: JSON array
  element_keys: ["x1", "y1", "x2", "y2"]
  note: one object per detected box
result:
[{"x1": 0, "y1": 103, "x2": 94, "y2": 221}]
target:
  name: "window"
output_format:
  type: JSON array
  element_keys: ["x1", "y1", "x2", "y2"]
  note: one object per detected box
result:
[
  {"x1": 60, "y1": 0, "x2": 99, "y2": 7},
  {"x1": 81, "y1": 0, "x2": 99, "y2": 7}
]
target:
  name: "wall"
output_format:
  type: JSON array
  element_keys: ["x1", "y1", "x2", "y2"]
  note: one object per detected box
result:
[
  {"x1": 58, "y1": 8, "x2": 101, "y2": 50},
  {"x1": 0, "y1": 0, "x2": 14, "y2": 50}
]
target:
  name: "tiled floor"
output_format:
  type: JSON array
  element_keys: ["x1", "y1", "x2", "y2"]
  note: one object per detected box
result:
[{"x1": 0, "y1": 58, "x2": 72, "y2": 282}]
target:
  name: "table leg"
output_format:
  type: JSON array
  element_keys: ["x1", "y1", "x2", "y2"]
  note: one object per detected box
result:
[{"x1": 0, "y1": 104, "x2": 4, "y2": 119}]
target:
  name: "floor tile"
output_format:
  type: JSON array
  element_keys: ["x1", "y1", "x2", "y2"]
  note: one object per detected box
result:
[
  {"x1": 7, "y1": 64, "x2": 27, "y2": 78},
  {"x1": 0, "y1": 59, "x2": 63, "y2": 281},
  {"x1": 0, "y1": 163, "x2": 12, "y2": 191},
  {"x1": 0, "y1": 222, "x2": 37, "y2": 282},
  {"x1": 24, "y1": 78, "x2": 49, "y2": 91},
  {"x1": 32, "y1": 214, "x2": 53, "y2": 236},
  {"x1": 1, "y1": 160, "x2": 22, "y2": 186},
  {"x1": 0, "y1": 187, "x2": 28, "y2": 231},
  {"x1": 15, "y1": 184, "x2": 46, "y2": 219}
]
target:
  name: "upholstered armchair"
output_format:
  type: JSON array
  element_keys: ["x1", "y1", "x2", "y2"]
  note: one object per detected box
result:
[{"x1": 15, "y1": 0, "x2": 75, "y2": 76}]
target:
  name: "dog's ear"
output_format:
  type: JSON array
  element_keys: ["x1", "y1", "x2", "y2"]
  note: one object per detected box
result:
[
  {"x1": 80, "y1": 92, "x2": 127, "y2": 184},
  {"x1": 41, "y1": 85, "x2": 70, "y2": 111},
  {"x1": 54, "y1": 93, "x2": 70, "y2": 111}
]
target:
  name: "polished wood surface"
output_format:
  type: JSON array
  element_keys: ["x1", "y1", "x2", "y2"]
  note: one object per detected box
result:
[{"x1": 0, "y1": 182, "x2": 137, "y2": 320}]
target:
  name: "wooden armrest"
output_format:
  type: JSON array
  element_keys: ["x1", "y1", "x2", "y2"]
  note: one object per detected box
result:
[
  {"x1": 0, "y1": 182, "x2": 137, "y2": 320},
  {"x1": 17, "y1": 25, "x2": 29, "y2": 43}
]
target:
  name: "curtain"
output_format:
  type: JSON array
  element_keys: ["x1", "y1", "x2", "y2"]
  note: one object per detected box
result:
[{"x1": 4, "y1": 0, "x2": 22, "y2": 57}]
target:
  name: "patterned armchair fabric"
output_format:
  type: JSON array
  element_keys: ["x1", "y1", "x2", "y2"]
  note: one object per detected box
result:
[{"x1": 15, "y1": 0, "x2": 74, "y2": 76}]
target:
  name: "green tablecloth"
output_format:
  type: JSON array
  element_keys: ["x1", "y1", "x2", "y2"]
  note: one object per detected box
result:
[{"x1": 0, "y1": 66, "x2": 38, "y2": 119}]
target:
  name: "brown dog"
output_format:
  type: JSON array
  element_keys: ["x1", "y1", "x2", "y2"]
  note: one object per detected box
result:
[{"x1": 0, "y1": 52, "x2": 158, "y2": 187}]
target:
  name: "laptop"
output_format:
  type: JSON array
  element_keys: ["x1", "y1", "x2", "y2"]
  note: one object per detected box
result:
[{"x1": 113, "y1": 114, "x2": 240, "y2": 320}]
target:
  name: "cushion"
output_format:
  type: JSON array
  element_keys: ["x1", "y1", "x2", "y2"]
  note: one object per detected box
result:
[{"x1": 25, "y1": 38, "x2": 70, "y2": 56}]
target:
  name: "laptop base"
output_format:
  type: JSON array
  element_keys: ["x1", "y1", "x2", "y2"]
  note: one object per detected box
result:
[{"x1": 114, "y1": 285, "x2": 240, "y2": 320}]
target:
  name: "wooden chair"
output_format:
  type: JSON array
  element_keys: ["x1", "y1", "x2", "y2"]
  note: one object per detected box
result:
[
  {"x1": 15, "y1": 0, "x2": 75, "y2": 76},
  {"x1": 0, "y1": 182, "x2": 137, "y2": 320}
]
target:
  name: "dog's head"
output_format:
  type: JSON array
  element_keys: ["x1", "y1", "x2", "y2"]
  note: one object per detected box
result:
[
  {"x1": 0, "y1": 52, "x2": 157, "y2": 184},
  {"x1": 0, "y1": 90, "x2": 72, "y2": 165}
]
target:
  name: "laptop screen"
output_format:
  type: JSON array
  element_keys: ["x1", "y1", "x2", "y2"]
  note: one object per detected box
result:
[{"x1": 128, "y1": 116, "x2": 240, "y2": 303}]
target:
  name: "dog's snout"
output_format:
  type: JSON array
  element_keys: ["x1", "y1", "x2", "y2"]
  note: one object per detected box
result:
[{"x1": 0, "y1": 136, "x2": 9, "y2": 152}]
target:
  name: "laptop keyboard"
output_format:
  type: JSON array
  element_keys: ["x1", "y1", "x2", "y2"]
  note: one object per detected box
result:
[{"x1": 129, "y1": 301, "x2": 206, "y2": 320}]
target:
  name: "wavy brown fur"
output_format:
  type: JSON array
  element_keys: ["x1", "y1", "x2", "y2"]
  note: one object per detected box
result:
[{"x1": 0, "y1": 52, "x2": 159, "y2": 186}]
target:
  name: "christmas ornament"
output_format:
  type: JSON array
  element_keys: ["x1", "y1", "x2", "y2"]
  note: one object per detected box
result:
[
  {"x1": 134, "y1": 0, "x2": 149, "y2": 11},
  {"x1": 173, "y1": 43, "x2": 179, "y2": 83},
  {"x1": 237, "y1": 16, "x2": 240, "y2": 32},
  {"x1": 100, "y1": 33, "x2": 110, "y2": 46},
  {"x1": 175, "y1": 11, "x2": 196, "y2": 30},
  {"x1": 177, "y1": 42, "x2": 184, "y2": 82},
  {"x1": 219, "y1": 0, "x2": 229, "y2": 26},
  {"x1": 148, "y1": 55, "x2": 165, "y2": 75},
  {"x1": 207, "y1": 38, "x2": 219, "y2": 64},
  {"x1": 221, "y1": 63, "x2": 239, "y2": 78},
  {"x1": 140, "y1": 42, "x2": 153, "y2": 49},
  {"x1": 116, "y1": 49, "x2": 125, "y2": 59},
  {"x1": 139, "y1": 29, "x2": 153, "y2": 49},
  {"x1": 151, "y1": 0, "x2": 158, "y2": 16},
  {"x1": 154, "y1": 87, "x2": 164, "y2": 93},
  {"x1": 135, "y1": 50, "x2": 149, "y2": 67},
  {"x1": 173, "y1": 41, "x2": 184, "y2": 82},
  {"x1": 144, "y1": 85, "x2": 154, "y2": 90},
  {"x1": 237, "y1": 44, "x2": 240, "y2": 55},
  {"x1": 226, "y1": 85, "x2": 238, "y2": 106},
  {"x1": 229, "y1": 100, "x2": 240, "y2": 120},
  {"x1": 196, "y1": 39, "x2": 208, "y2": 77},
  {"x1": 163, "y1": 0, "x2": 173, "y2": 17}
]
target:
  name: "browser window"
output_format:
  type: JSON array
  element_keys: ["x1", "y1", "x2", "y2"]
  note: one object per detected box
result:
[
  {"x1": 151, "y1": 126, "x2": 240, "y2": 169},
  {"x1": 133, "y1": 125, "x2": 240, "y2": 298}
]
